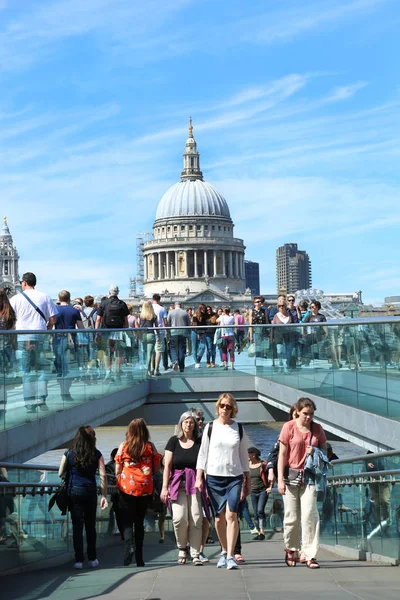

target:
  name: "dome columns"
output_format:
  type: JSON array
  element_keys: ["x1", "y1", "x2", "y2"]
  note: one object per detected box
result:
[{"x1": 144, "y1": 248, "x2": 245, "y2": 282}]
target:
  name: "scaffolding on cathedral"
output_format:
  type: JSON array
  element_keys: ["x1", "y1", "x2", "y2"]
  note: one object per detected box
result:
[{"x1": 129, "y1": 232, "x2": 152, "y2": 297}]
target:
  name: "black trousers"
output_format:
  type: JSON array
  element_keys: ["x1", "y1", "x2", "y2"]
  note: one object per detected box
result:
[
  {"x1": 69, "y1": 489, "x2": 97, "y2": 563},
  {"x1": 118, "y1": 491, "x2": 149, "y2": 559}
]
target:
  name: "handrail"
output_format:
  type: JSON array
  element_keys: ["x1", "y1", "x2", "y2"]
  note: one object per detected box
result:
[
  {"x1": 331, "y1": 450, "x2": 400, "y2": 465},
  {"x1": 0, "y1": 316, "x2": 399, "y2": 335},
  {"x1": 327, "y1": 469, "x2": 400, "y2": 480},
  {"x1": 0, "y1": 462, "x2": 59, "y2": 471}
]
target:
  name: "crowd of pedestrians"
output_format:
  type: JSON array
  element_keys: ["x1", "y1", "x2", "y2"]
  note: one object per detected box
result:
[
  {"x1": 55, "y1": 395, "x2": 332, "y2": 572},
  {"x1": 0, "y1": 273, "x2": 399, "y2": 421}
]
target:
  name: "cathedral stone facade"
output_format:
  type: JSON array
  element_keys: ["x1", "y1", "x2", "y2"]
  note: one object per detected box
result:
[
  {"x1": 0, "y1": 217, "x2": 20, "y2": 297},
  {"x1": 142, "y1": 121, "x2": 252, "y2": 308}
]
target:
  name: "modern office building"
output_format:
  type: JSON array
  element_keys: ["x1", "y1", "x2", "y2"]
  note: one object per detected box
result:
[
  {"x1": 245, "y1": 260, "x2": 260, "y2": 296},
  {"x1": 276, "y1": 243, "x2": 311, "y2": 294}
]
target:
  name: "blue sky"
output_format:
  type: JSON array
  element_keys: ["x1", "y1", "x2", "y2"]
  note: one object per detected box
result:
[{"x1": 0, "y1": 0, "x2": 399, "y2": 304}]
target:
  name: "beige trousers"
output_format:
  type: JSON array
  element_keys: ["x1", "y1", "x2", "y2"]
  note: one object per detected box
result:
[
  {"x1": 283, "y1": 484, "x2": 320, "y2": 560},
  {"x1": 171, "y1": 483, "x2": 203, "y2": 557}
]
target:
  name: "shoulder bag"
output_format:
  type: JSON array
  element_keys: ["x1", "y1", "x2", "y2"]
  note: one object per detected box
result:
[
  {"x1": 284, "y1": 425, "x2": 313, "y2": 487},
  {"x1": 48, "y1": 450, "x2": 71, "y2": 515},
  {"x1": 20, "y1": 291, "x2": 47, "y2": 324}
]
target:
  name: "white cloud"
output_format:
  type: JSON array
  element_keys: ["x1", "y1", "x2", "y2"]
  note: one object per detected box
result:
[
  {"x1": 325, "y1": 82, "x2": 368, "y2": 102},
  {"x1": 240, "y1": 0, "x2": 393, "y2": 45},
  {"x1": 0, "y1": 0, "x2": 195, "y2": 71}
]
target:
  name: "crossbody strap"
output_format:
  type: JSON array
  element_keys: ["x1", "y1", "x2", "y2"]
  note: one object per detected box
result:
[{"x1": 20, "y1": 291, "x2": 47, "y2": 323}]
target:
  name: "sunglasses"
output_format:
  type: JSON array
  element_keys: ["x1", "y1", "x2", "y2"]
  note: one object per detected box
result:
[
  {"x1": 219, "y1": 403, "x2": 233, "y2": 410},
  {"x1": 254, "y1": 300, "x2": 261, "y2": 304}
]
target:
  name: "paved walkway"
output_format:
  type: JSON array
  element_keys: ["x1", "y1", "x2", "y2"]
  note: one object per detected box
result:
[{"x1": 4, "y1": 531, "x2": 399, "y2": 600}]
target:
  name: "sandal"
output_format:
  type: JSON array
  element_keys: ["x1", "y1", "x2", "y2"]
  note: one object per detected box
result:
[
  {"x1": 299, "y1": 553, "x2": 307, "y2": 564},
  {"x1": 234, "y1": 554, "x2": 245, "y2": 563},
  {"x1": 284, "y1": 549, "x2": 297, "y2": 567},
  {"x1": 192, "y1": 557, "x2": 203, "y2": 566},
  {"x1": 306, "y1": 558, "x2": 320, "y2": 569},
  {"x1": 206, "y1": 536, "x2": 214, "y2": 544},
  {"x1": 177, "y1": 550, "x2": 186, "y2": 565}
]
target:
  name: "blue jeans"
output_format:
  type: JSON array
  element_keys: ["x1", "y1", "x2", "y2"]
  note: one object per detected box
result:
[
  {"x1": 54, "y1": 335, "x2": 69, "y2": 378},
  {"x1": 239, "y1": 498, "x2": 255, "y2": 529},
  {"x1": 170, "y1": 335, "x2": 187, "y2": 371},
  {"x1": 191, "y1": 331, "x2": 205, "y2": 364},
  {"x1": 251, "y1": 489, "x2": 268, "y2": 529},
  {"x1": 19, "y1": 339, "x2": 48, "y2": 409},
  {"x1": 205, "y1": 335, "x2": 216, "y2": 364}
]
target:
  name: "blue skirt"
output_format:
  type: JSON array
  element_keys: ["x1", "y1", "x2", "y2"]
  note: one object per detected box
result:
[{"x1": 206, "y1": 474, "x2": 243, "y2": 516}]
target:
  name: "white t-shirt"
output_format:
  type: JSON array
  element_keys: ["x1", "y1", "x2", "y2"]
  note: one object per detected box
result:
[
  {"x1": 153, "y1": 303, "x2": 168, "y2": 336},
  {"x1": 11, "y1": 289, "x2": 58, "y2": 331},
  {"x1": 196, "y1": 420, "x2": 249, "y2": 477},
  {"x1": 218, "y1": 314, "x2": 235, "y2": 337}
]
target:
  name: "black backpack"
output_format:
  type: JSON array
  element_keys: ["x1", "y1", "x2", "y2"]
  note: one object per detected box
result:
[
  {"x1": 207, "y1": 421, "x2": 243, "y2": 440},
  {"x1": 103, "y1": 298, "x2": 126, "y2": 328}
]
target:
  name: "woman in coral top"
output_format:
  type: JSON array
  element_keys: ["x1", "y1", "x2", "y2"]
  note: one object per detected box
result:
[
  {"x1": 277, "y1": 397, "x2": 326, "y2": 569},
  {"x1": 116, "y1": 418, "x2": 161, "y2": 567}
]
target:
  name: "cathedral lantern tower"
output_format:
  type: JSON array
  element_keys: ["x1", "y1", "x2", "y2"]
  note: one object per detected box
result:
[{"x1": 0, "y1": 217, "x2": 21, "y2": 297}]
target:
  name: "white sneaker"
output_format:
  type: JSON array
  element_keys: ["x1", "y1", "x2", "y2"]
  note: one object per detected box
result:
[
  {"x1": 199, "y1": 552, "x2": 209, "y2": 563},
  {"x1": 195, "y1": 363, "x2": 201, "y2": 369},
  {"x1": 250, "y1": 528, "x2": 259, "y2": 534},
  {"x1": 88, "y1": 559, "x2": 99, "y2": 568},
  {"x1": 74, "y1": 562, "x2": 83, "y2": 569}
]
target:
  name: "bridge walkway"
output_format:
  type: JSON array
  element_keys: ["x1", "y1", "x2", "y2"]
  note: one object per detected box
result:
[{"x1": 3, "y1": 530, "x2": 399, "y2": 600}]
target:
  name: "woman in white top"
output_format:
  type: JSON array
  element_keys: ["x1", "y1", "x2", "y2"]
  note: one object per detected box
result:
[
  {"x1": 217, "y1": 307, "x2": 235, "y2": 370},
  {"x1": 271, "y1": 301, "x2": 293, "y2": 373},
  {"x1": 196, "y1": 393, "x2": 250, "y2": 571}
]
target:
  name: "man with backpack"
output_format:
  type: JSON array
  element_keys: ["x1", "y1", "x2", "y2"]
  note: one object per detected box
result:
[{"x1": 95, "y1": 285, "x2": 129, "y2": 381}]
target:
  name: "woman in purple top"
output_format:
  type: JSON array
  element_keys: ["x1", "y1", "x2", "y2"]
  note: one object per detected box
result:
[{"x1": 161, "y1": 411, "x2": 204, "y2": 565}]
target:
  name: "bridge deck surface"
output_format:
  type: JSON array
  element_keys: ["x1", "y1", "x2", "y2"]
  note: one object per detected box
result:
[{"x1": 4, "y1": 530, "x2": 399, "y2": 600}]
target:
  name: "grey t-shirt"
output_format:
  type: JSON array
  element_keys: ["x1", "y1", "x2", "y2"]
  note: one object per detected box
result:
[{"x1": 167, "y1": 308, "x2": 190, "y2": 336}]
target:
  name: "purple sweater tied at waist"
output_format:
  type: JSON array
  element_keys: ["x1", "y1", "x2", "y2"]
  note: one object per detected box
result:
[
  {"x1": 169, "y1": 468, "x2": 197, "y2": 500},
  {"x1": 168, "y1": 468, "x2": 210, "y2": 520}
]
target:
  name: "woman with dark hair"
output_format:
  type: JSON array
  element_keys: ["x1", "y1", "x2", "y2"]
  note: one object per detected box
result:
[
  {"x1": 161, "y1": 411, "x2": 204, "y2": 565},
  {"x1": 247, "y1": 447, "x2": 270, "y2": 540},
  {"x1": 115, "y1": 418, "x2": 161, "y2": 567},
  {"x1": 191, "y1": 304, "x2": 207, "y2": 369},
  {"x1": 58, "y1": 425, "x2": 107, "y2": 570},
  {"x1": 205, "y1": 306, "x2": 217, "y2": 368},
  {"x1": 0, "y1": 289, "x2": 16, "y2": 421},
  {"x1": 217, "y1": 307, "x2": 235, "y2": 370},
  {"x1": 277, "y1": 397, "x2": 327, "y2": 569}
]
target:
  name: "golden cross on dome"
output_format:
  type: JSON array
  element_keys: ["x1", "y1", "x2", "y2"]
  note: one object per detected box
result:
[{"x1": 3, "y1": 216, "x2": 7, "y2": 226}]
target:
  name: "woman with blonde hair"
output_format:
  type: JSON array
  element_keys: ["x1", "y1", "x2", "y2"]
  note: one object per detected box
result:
[
  {"x1": 278, "y1": 397, "x2": 327, "y2": 569},
  {"x1": 161, "y1": 411, "x2": 204, "y2": 565},
  {"x1": 196, "y1": 394, "x2": 250, "y2": 570},
  {"x1": 115, "y1": 418, "x2": 161, "y2": 566},
  {"x1": 139, "y1": 300, "x2": 159, "y2": 376}
]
